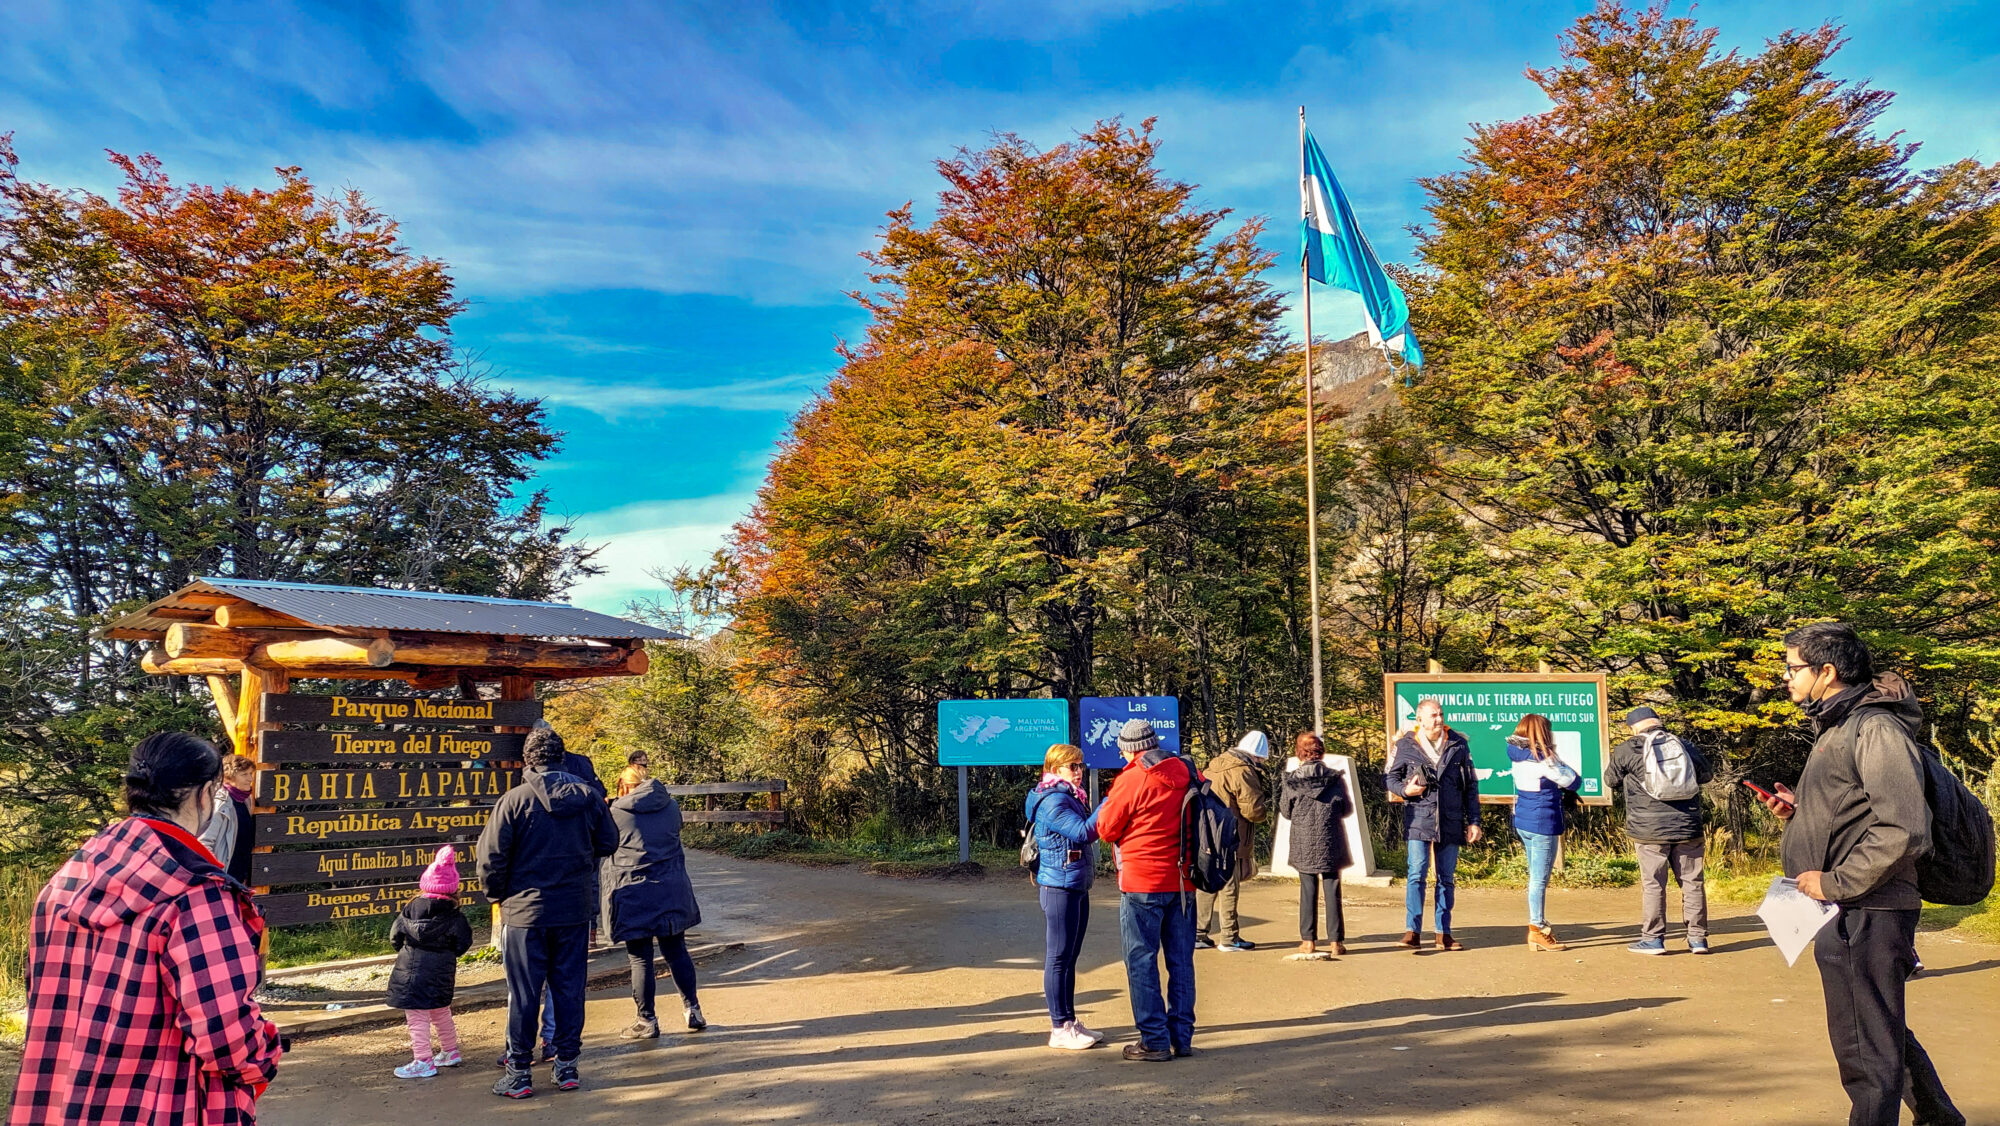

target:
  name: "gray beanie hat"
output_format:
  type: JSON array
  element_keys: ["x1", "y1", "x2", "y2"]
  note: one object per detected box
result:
[
  {"x1": 1624, "y1": 706, "x2": 1661, "y2": 727},
  {"x1": 1117, "y1": 719, "x2": 1160, "y2": 756}
]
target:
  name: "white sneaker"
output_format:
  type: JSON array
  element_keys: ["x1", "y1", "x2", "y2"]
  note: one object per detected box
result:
[
  {"x1": 1047, "y1": 1025, "x2": 1094, "y2": 1050},
  {"x1": 433, "y1": 1049, "x2": 463, "y2": 1068},
  {"x1": 394, "y1": 1058, "x2": 438, "y2": 1079},
  {"x1": 1067, "y1": 1019, "x2": 1105, "y2": 1044}
]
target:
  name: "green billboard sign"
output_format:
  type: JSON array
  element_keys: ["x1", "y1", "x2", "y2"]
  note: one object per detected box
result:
[{"x1": 1383, "y1": 673, "x2": 1612, "y2": 804}]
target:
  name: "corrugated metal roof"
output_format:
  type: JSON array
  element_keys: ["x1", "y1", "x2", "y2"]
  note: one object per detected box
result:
[{"x1": 104, "y1": 577, "x2": 683, "y2": 641}]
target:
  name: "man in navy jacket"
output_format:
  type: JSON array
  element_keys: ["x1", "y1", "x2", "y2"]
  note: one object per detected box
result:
[{"x1": 1386, "y1": 698, "x2": 1483, "y2": 950}]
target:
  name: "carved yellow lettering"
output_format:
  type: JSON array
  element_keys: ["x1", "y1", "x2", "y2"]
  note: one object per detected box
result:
[{"x1": 362, "y1": 775, "x2": 376, "y2": 799}]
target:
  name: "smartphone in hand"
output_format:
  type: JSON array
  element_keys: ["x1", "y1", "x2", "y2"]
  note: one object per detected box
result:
[{"x1": 1742, "y1": 780, "x2": 1793, "y2": 812}]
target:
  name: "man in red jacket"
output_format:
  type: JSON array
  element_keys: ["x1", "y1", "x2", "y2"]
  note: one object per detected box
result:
[{"x1": 1094, "y1": 719, "x2": 1198, "y2": 1061}]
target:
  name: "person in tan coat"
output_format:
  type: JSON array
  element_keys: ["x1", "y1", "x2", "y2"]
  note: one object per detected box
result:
[{"x1": 1195, "y1": 731, "x2": 1272, "y2": 951}]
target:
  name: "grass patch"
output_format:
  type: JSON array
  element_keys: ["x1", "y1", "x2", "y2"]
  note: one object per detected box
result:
[
  {"x1": 1377, "y1": 839, "x2": 1641, "y2": 889},
  {"x1": 266, "y1": 915, "x2": 397, "y2": 969}
]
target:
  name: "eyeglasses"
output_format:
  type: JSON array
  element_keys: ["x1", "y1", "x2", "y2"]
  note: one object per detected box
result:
[{"x1": 1782, "y1": 662, "x2": 1816, "y2": 679}]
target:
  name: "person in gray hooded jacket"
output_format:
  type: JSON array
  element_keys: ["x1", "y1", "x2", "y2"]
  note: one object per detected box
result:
[
  {"x1": 1755, "y1": 623, "x2": 1962, "y2": 1126},
  {"x1": 603, "y1": 766, "x2": 706, "y2": 1039}
]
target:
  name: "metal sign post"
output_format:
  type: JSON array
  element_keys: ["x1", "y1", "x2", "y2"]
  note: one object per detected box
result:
[{"x1": 957, "y1": 765, "x2": 970, "y2": 864}]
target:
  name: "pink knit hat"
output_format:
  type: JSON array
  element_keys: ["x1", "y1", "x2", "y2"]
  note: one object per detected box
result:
[{"x1": 418, "y1": 845, "x2": 459, "y2": 898}]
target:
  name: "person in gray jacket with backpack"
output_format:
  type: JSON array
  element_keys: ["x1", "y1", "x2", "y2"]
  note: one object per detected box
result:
[
  {"x1": 1754, "y1": 623, "x2": 1964, "y2": 1126},
  {"x1": 1604, "y1": 705, "x2": 1713, "y2": 954}
]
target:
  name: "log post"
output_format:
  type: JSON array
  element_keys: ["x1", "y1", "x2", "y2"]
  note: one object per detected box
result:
[
  {"x1": 254, "y1": 635, "x2": 395, "y2": 669},
  {"x1": 142, "y1": 647, "x2": 242, "y2": 677},
  {"x1": 241, "y1": 662, "x2": 288, "y2": 959},
  {"x1": 213, "y1": 603, "x2": 314, "y2": 629}
]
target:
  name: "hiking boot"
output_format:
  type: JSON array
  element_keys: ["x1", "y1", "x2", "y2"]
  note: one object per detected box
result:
[
  {"x1": 621, "y1": 1019, "x2": 660, "y2": 1040},
  {"x1": 491, "y1": 1066, "x2": 534, "y2": 1099},
  {"x1": 1048, "y1": 1025, "x2": 1095, "y2": 1050},
  {"x1": 1330, "y1": 942, "x2": 1348, "y2": 956},
  {"x1": 433, "y1": 1049, "x2": 462, "y2": 1068},
  {"x1": 1067, "y1": 1019, "x2": 1105, "y2": 1044},
  {"x1": 1628, "y1": 937, "x2": 1667, "y2": 955},
  {"x1": 552, "y1": 1057, "x2": 581, "y2": 1092},
  {"x1": 394, "y1": 1058, "x2": 438, "y2": 1080},
  {"x1": 1398, "y1": 930, "x2": 1421, "y2": 949},
  {"x1": 1217, "y1": 938, "x2": 1254, "y2": 952},
  {"x1": 1173, "y1": 1044, "x2": 1194, "y2": 1058},
  {"x1": 1688, "y1": 938, "x2": 1712, "y2": 955},
  {"x1": 1297, "y1": 940, "x2": 1317, "y2": 956},
  {"x1": 1527, "y1": 926, "x2": 1565, "y2": 952},
  {"x1": 684, "y1": 1003, "x2": 707, "y2": 1031},
  {"x1": 1437, "y1": 933, "x2": 1463, "y2": 951},
  {"x1": 1193, "y1": 934, "x2": 1217, "y2": 950},
  {"x1": 1122, "y1": 1042, "x2": 1172, "y2": 1062}
]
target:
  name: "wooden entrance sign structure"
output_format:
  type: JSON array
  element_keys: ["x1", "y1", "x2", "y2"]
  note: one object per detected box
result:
[{"x1": 106, "y1": 577, "x2": 680, "y2": 927}]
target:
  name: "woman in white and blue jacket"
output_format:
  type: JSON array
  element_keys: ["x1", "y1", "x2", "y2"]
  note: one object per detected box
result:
[
  {"x1": 1508, "y1": 714, "x2": 1581, "y2": 952},
  {"x1": 1025, "y1": 743, "x2": 1102, "y2": 1051}
]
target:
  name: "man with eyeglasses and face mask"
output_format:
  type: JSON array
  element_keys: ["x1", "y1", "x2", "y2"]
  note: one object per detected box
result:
[{"x1": 1753, "y1": 622, "x2": 1963, "y2": 1126}]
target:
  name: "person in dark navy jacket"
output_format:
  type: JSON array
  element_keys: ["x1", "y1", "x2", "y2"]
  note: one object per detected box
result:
[
  {"x1": 1025, "y1": 743, "x2": 1103, "y2": 1051},
  {"x1": 1386, "y1": 698, "x2": 1483, "y2": 950}
]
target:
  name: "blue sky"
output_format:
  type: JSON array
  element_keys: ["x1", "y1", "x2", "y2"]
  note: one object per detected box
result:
[{"x1": 5, "y1": 1, "x2": 1996, "y2": 612}]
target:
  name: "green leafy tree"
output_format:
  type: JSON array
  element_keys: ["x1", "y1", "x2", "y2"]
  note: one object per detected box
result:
[
  {"x1": 0, "y1": 140, "x2": 596, "y2": 859},
  {"x1": 1403, "y1": 3, "x2": 2000, "y2": 842}
]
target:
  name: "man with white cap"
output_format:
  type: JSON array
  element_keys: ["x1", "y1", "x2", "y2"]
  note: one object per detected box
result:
[{"x1": 1195, "y1": 731, "x2": 1271, "y2": 952}]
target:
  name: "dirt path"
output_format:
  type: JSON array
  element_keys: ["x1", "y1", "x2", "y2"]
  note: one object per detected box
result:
[{"x1": 259, "y1": 852, "x2": 2000, "y2": 1125}]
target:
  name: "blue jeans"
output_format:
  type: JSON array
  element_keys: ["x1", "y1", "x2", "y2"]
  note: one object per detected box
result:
[
  {"x1": 1517, "y1": 830, "x2": 1558, "y2": 926},
  {"x1": 1405, "y1": 840, "x2": 1461, "y2": 934},
  {"x1": 1039, "y1": 886, "x2": 1090, "y2": 1027},
  {"x1": 1118, "y1": 892, "x2": 1196, "y2": 1052}
]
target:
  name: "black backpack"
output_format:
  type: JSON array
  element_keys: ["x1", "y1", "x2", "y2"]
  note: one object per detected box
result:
[
  {"x1": 1179, "y1": 767, "x2": 1240, "y2": 894},
  {"x1": 1848, "y1": 707, "x2": 1997, "y2": 906},
  {"x1": 1913, "y1": 741, "x2": 1996, "y2": 906}
]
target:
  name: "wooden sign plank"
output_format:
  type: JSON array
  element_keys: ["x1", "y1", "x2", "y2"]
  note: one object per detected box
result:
[
  {"x1": 259, "y1": 879, "x2": 488, "y2": 928},
  {"x1": 261, "y1": 694, "x2": 542, "y2": 728},
  {"x1": 255, "y1": 805, "x2": 495, "y2": 846},
  {"x1": 256, "y1": 767, "x2": 519, "y2": 807},
  {"x1": 262, "y1": 728, "x2": 524, "y2": 764},
  {"x1": 255, "y1": 845, "x2": 478, "y2": 888}
]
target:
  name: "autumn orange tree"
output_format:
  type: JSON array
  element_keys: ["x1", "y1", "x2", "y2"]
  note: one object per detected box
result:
[
  {"x1": 0, "y1": 141, "x2": 594, "y2": 853},
  {"x1": 1404, "y1": 3, "x2": 2000, "y2": 841},
  {"x1": 727, "y1": 121, "x2": 1318, "y2": 836}
]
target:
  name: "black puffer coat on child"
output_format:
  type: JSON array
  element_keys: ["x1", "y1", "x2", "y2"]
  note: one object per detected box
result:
[{"x1": 387, "y1": 894, "x2": 474, "y2": 1010}]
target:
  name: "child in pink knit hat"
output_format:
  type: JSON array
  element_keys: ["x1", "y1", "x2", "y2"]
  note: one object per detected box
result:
[{"x1": 388, "y1": 846, "x2": 474, "y2": 1078}]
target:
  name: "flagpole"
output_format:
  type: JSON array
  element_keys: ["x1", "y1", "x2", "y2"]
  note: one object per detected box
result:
[{"x1": 1299, "y1": 105, "x2": 1326, "y2": 737}]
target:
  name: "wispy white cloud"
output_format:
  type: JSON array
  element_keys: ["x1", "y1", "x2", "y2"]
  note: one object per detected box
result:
[
  {"x1": 564, "y1": 492, "x2": 758, "y2": 614},
  {"x1": 514, "y1": 372, "x2": 828, "y2": 419}
]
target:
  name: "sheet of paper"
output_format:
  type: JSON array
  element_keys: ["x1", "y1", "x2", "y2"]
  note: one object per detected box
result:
[{"x1": 1757, "y1": 875, "x2": 1840, "y2": 966}]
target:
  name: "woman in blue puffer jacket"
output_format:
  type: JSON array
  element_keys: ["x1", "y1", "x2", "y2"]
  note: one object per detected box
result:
[
  {"x1": 1508, "y1": 713, "x2": 1581, "y2": 951},
  {"x1": 1025, "y1": 743, "x2": 1103, "y2": 1051}
]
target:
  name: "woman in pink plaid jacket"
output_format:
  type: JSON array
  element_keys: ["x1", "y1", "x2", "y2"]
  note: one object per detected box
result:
[{"x1": 8, "y1": 732, "x2": 283, "y2": 1124}]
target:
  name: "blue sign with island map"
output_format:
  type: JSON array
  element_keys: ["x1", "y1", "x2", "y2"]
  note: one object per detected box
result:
[
  {"x1": 1078, "y1": 696, "x2": 1180, "y2": 769},
  {"x1": 936, "y1": 698, "x2": 1071, "y2": 766}
]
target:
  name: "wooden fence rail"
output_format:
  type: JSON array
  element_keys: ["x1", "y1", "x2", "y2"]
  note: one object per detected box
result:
[{"x1": 664, "y1": 779, "x2": 786, "y2": 827}]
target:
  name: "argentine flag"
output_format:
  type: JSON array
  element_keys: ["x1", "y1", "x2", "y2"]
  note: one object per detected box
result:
[{"x1": 1301, "y1": 127, "x2": 1422, "y2": 367}]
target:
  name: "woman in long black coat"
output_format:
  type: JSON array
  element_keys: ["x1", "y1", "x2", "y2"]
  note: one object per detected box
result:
[
  {"x1": 1280, "y1": 733, "x2": 1353, "y2": 956},
  {"x1": 602, "y1": 774, "x2": 705, "y2": 1038}
]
